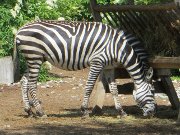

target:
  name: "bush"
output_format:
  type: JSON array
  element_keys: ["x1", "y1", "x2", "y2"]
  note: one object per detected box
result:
[
  {"x1": 0, "y1": 6, "x2": 15, "y2": 57},
  {"x1": 38, "y1": 64, "x2": 50, "y2": 82},
  {"x1": 56, "y1": 0, "x2": 93, "y2": 21},
  {"x1": 0, "y1": 0, "x2": 93, "y2": 81}
]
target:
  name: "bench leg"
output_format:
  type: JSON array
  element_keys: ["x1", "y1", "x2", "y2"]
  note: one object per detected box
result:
[
  {"x1": 161, "y1": 77, "x2": 179, "y2": 110},
  {"x1": 178, "y1": 104, "x2": 180, "y2": 123}
]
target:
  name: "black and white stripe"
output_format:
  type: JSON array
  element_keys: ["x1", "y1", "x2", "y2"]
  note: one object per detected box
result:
[{"x1": 16, "y1": 21, "x2": 156, "y2": 117}]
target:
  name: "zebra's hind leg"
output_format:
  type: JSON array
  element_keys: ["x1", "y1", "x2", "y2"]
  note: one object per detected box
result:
[
  {"x1": 21, "y1": 72, "x2": 34, "y2": 117},
  {"x1": 27, "y1": 62, "x2": 47, "y2": 118},
  {"x1": 103, "y1": 69, "x2": 127, "y2": 118},
  {"x1": 81, "y1": 64, "x2": 104, "y2": 118}
]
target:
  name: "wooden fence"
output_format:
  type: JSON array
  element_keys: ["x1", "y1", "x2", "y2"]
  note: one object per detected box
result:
[{"x1": 90, "y1": 0, "x2": 180, "y2": 56}]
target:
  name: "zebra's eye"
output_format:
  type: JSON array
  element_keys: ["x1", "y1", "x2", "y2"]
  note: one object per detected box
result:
[{"x1": 149, "y1": 85, "x2": 155, "y2": 95}]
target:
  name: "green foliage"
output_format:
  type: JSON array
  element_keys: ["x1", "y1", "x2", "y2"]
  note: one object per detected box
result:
[
  {"x1": 171, "y1": 76, "x2": 180, "y2": 81},
  {"x1": 21, "y1": 0, "x2": 60, "y2": 20},
  {"x1": 0, "y1": 0, "x2": 17, "y2": 8},
  {"x1": 38, "y1": 64, "x2": 49, "y2": 82},
  {"x1": 56, "y1": 0, "x2": 92, "y2": 21},
  {"x1": 38, "y1": 63, "x2": 61, "y2": 82},
  {"x1": 0, "y1": 6, "x2": 14, "y2": 57}
]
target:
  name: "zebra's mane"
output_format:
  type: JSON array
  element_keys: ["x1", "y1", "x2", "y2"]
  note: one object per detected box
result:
[{"x1": 21, "y1": 20, "x2": 105, "y2": 28}]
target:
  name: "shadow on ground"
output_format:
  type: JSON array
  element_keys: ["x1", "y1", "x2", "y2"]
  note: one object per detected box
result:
[
  {"x1": 1, "y1": 120, "x2": 179, "y2": 135},
  {"x1": 1, "y1": 105, "x2": 179, "y2": 135}
]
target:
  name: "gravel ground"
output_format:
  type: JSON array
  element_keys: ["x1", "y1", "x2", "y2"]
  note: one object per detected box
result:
[{"x1": 0, "y1": 67, "x2": 179, "y2": 135}]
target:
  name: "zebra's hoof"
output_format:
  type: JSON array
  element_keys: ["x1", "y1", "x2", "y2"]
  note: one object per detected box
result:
[
  {"x1": 81, "y1": 111, "x2": 90, "y2": 119},
  {"x1": 81, "y1": 114, "x2": 90, "y2": 119},
  {"x1": 143, "y1": 111, "x2": 155, "y2": 118},
  {"x1": 143, "y1": 114, "x2": 154, "y2": 119},
  {"x1": 117, "y1": 111, "x2": 128, "y2": 119},
  {"x1": 26, "y1": 113, "x2": 34, "y2": 118},
  {"x1": 36, "y1": 111, "x2": 45, "y2": 117},
  {"x1": 24, "y1": 108, "x2": 35, "y2": 118}
]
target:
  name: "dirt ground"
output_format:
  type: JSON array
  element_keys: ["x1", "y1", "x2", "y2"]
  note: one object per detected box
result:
[{"x1": 0, "y1": 67, "x2": 180, "y2": 135}]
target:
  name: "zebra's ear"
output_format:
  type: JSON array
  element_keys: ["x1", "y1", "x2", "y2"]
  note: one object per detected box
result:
[{"x1": 145, "y1": 67, "x2": 153, "y2": 82}]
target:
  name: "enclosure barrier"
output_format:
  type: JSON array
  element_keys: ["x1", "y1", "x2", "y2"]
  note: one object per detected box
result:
[{"x1": 90, "y1": 0, "x2": 180, "y2": 122}]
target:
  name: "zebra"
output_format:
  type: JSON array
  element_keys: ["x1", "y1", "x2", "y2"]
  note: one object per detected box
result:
[{"x1": 15, "y1": 20, "x2": 156, "y2": 118}]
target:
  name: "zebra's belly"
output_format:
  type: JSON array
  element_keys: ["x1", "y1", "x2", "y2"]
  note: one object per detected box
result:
[
  {"x1": 46, "y1": 56, "x2": 90, "y2": 71},
  {"x1": 46, "y1": 57, "x2": 120, "y2": 71},
  {"x1": 104, "y1": 62, "x2": 121, "y2": 69}
]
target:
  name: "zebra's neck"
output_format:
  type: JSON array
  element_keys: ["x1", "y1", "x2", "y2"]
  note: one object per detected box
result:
[{"x1": 114, "y1": 31, "x2": 149, "y2": 86}]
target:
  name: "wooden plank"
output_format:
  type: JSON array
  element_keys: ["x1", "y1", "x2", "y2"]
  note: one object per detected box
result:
[
  {"x1": 149, "y1": 57, "x2": 180, "y2": 69},
  {"x1": 93, "y1": 2, "x2": 177, "y2": 12},
  {"x1": 112, "y1": 57, "x2": 180, "y2": 70}
]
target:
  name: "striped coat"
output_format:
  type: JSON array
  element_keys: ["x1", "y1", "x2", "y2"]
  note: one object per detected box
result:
[{"x1": 16, "y1": 21, "x2": 156, "y2": 117}]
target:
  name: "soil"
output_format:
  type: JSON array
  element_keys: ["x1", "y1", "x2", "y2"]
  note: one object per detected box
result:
[{"x1": 0, "y1": 67, "x2": 180, "y2": 135}]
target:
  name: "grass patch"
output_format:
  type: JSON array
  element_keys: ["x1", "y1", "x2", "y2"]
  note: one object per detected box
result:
[
  {"x1": 171, "y1": 76, "x2": 180, "y2": 81},
  {"x1": 38, "y1": 63, "x2": 61, "y2": 82}
]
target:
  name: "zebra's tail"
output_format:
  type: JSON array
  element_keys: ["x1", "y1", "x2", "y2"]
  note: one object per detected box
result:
[{"x1": 13, "y1": 36, "x2": 20, "y2": 82}]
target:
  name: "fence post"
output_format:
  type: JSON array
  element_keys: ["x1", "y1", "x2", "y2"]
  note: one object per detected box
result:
[{"x1": 90, "y1": 0, "x2": 102, "y2": 22}]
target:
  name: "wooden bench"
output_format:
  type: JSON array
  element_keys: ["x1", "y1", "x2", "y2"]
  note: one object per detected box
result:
[
  {"x1": 90, "y1": 0, "x2": 180, "y2": 121},
  {"x1": 92, "y1": 57, "x2": 180, "y2": 111}
]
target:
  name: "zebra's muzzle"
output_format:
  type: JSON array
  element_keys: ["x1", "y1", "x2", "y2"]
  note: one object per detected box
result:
[{"x1": 142, "y1": 103, "x2": 157, "y2": 117}]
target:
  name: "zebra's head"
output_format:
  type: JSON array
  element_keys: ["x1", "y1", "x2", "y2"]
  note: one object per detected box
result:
[{"x1": 133, "y1": 67, "x2": 157, "y2": 117}]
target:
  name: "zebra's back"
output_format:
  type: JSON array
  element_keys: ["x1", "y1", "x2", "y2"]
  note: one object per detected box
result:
[{"x1": 16, "y1": 21, "x2": 114, "y2": 70}]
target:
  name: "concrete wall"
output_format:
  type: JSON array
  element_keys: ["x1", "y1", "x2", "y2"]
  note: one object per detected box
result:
[{"x1": 0, "y1": 56, "x2": 14, "y2": 84}]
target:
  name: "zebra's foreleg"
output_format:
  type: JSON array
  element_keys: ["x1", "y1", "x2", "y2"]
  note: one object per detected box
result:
[
  {"x1": 21, "y1": 73, "x2": 34, "y2": 117},
  {"x1": 81, "y1": 64, "x2": 104, "y2": 118},
  {"x1": 103, "y1": 69, "x2": 127, "y2": 118}
]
